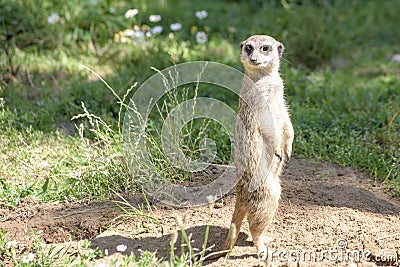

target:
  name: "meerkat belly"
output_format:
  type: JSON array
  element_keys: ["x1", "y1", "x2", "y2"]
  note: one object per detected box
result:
[
  {"x1": 235, "y1": 124, "x2": 281, "y2": 201},
  {"x1": 247, "y1": 177, "x2": 281, "y2": 215},
  {"x1": 247, "y1": 143, "x2": 281, "y2": 193},
  {"x1": 237, "y1": 166, "x2": 281, "y2": 214}
]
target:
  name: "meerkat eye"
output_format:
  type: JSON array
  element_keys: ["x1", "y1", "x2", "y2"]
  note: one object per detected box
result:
[
  {"x1": 261, "y1": 45, "x2": 271, "y2": 52},
  {"x1": 245, "y1": 45, "x2": 253, "y2": 53}
]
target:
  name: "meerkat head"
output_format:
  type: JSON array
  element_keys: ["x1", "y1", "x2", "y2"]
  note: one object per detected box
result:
[{"x1": 240, "y1": 35, "x2": 284, "y2": 73}]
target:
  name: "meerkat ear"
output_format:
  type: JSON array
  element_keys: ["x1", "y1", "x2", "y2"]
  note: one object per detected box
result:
[
  {"x1": 240, "y1": 41, "x2": 244, "y2": 50},
  {"x1": 278, "y1": 43, "x2": 285, "y2": 58}
]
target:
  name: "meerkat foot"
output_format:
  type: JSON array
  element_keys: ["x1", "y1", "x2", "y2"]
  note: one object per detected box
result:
[
  {"x1": 256, "y1": 236, "x2": 274, "y2": 261},
  {"x1": 259, "y1": 257, "x2": 272, "y2": 267}
]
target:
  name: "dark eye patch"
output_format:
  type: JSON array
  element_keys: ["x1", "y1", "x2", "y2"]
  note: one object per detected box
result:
[
  {"x1": 245, "y1": 44, "x2": 253, "y2": 54},
  {"x1": 261, "y1": 45, "x2": 271, "y2": 52}
]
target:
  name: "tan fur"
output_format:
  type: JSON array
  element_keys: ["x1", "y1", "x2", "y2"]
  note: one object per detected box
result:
[{"x1": 223, "y1": 35, "x2": 294, "y2": 261}]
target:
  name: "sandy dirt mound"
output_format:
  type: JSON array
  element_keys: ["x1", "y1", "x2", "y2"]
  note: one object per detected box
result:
[{"x1": 1, "y1": 159, "x2": 399, "y2": 266}]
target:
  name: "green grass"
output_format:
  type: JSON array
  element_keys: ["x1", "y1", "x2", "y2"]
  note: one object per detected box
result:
[
  {"x1": 285, "y1": 61, "x2": 400, "y2": 183},
  {"x1": 1, "y1": 0, "x2": 399, "y2": 265}
]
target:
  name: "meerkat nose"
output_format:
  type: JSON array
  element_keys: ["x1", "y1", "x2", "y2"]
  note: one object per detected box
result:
[{"x1": 250, "y1": 58, "x2": 257, "y2": 63}]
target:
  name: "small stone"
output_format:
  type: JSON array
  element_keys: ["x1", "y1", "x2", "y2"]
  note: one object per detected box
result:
[
  {"x1": 214, "y1": 202, "x2": 224, "y2": 209},
  {"x1": 116, "y1": 244, "x2": 127, "y2": 252}
]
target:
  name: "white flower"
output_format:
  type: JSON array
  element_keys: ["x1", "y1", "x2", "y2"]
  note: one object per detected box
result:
[
  {"x1": 125, "y1": 9, "x2": 138, "y2": 19},
  {"x1": 392, "y1": 54, "x2": 400, "y2": 63},
  {"x1": 38, "y1": 161, "x2": 50, "y2": 169},
  {"x1": 6, "y1": 240, "x2": 18, "y2": 249},
  {"x1": 27, "y1": 253, "x2": 35, "y2": 262},
  {"x1": 92, "y1": 263, "x2": 109, "y2": 267},
  {"x1": 195, "y1": 31, "x2": 208, "y2": 44},
  {"x1": 134, "y1": 30, "x2": 144, "y2": 39},
  {"x1": 146, "y1": 31, "x2": 151, "y2": 38},
  {"x1": 151, "y1": 25, "x2": 163, "y2": 34},
  {"x1": 120, "y1": 37, "x2": 127, "y2": 43},
  {"x1": 195, "y1": 10, "x2": 208, "y2": 20},
  {"x1": 149, "y1": 14, "x2": 162, "y2": 23},
  {"x1": 116, "y1": 244, "x2": 127, "y2": 252},
  {"x1": 124, "y1": 29, "x2": 135, "y2": 37},
  {"x1": 22, "y1": 253, "x2": 35, "y2": 263},
  {"x1": 109, "y1": 7, "x2": 116, "y2": 14},
  {"x1": 47, "y1": 13, "x2": 60, "y2": 24},
  {"x1": 170, "y1": 23, "x2": 182, "y2": 31}
]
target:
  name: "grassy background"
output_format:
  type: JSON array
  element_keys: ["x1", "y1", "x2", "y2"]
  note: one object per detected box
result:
[{"x1": 1, "y1": 0, "x2": 399, "y2": 206}]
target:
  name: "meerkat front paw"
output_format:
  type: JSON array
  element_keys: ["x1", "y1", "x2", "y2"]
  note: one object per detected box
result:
[
  {"x1": 284, "y1": 145, "x2": 292, "y2": 163},
  {"x1": 283, "y1": 123, "x2": 294, "y2": 163}
]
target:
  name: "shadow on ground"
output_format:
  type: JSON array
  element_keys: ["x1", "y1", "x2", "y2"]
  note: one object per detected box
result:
[{"x1": 91, "y1": 225, "x2": 250, "y2": 263}]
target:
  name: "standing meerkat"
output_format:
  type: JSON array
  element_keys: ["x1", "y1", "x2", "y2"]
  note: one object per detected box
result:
[{"x1": 222, "y1": 35, "x2": 294, "y2": 261}]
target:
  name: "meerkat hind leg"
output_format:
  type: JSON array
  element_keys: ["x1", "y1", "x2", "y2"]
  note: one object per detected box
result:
[
  {"x1": 248, "y1": 214, "x2": 274, "y2": 261},
  {"x1": 223, "y1": 199, "x2": 247, "y2": 251}
]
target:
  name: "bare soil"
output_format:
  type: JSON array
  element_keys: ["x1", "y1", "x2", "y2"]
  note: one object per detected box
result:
[{"x1": 1, "y1": 158, "x2": 399, "y2": 266}]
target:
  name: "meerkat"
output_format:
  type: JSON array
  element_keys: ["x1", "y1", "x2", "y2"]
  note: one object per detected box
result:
[{"x1": 222, "y1": 35, "x2": 294, "y2": 261}]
